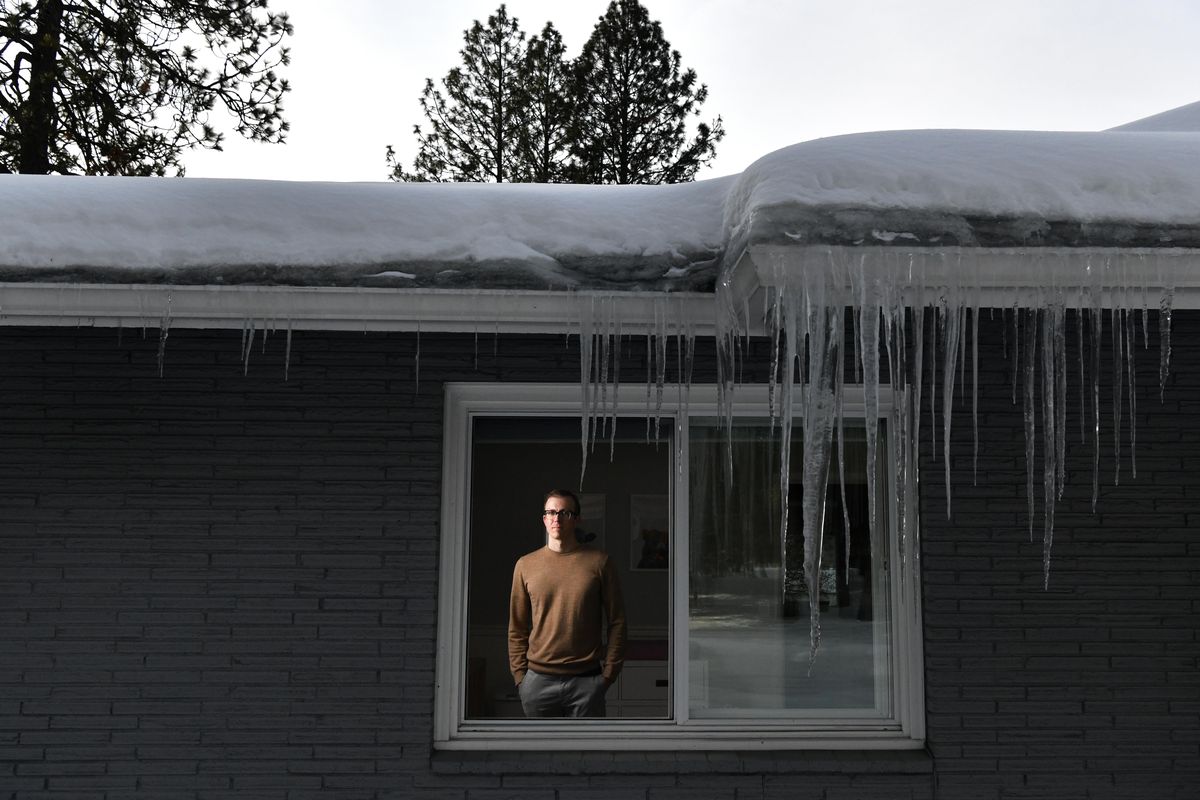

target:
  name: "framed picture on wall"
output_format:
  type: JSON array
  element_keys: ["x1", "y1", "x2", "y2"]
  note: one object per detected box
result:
[
  {"x1": 630, "y1": 494, "x2": 669, "y2": 571},
  {"x1": 577, "y1": 493, "x2": 606, "y2": 549}
]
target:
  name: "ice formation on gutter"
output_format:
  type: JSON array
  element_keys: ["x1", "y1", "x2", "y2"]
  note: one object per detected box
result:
[{"x1": 576, "y1": 130, "x2": 1200, "y2": 665}]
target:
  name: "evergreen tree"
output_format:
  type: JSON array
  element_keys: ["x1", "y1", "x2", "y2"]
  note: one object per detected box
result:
[
  {"x1": 571, "y1": 0, "x2": 723, "y2": 184},
  {"x1": 513, "y1": 22, "x2": 572, "y2": 183},
  {"x1": 393, "y1": 5, "x2": 526, "y2": 183},
  {"x1": 0, "y1": 0, "x2": 291, "y2": 176}
]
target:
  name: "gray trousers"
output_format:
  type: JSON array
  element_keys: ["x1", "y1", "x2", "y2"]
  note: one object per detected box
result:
[{"x1": 518, "y1": 669, "x2": 608, "y2": 718}]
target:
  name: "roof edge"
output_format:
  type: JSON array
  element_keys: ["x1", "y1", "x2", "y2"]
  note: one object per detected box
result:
[{"x1": 0, "y1": 283, "x2": 718, "y2": 335}]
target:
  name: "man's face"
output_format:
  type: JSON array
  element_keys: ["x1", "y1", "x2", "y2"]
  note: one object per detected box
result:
[{"x1": 542, "y1": 495, "x2": 579, "y2": 546}]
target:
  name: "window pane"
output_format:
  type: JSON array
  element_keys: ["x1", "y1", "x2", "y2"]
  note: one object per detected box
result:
[
  {"x1": 687, "y1": 419, "x2": 891, "y2": 719},
  {"x1": 466, "y1": 416, "x2": 672, "y2": 719}
]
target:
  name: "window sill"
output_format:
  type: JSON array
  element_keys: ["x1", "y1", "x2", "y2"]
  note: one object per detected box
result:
[{"x1": 430, "y1": 748, "x2": 932, "y2": 776}]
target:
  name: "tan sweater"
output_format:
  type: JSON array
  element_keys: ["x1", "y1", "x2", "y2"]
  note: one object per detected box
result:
[{"x1": 508, "y1": 545, "x2": 626, "y2": 685}]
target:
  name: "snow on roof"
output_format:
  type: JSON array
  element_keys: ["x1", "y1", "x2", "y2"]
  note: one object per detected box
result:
[
  {"x1": 1, "y1": 174, "x2": 732, "y2": 291},
  {"x1": 4, "y1": 128, "x2": 1200, "y2": 292},
  {"x1": 725, "y1": 130, "x2": 1200, "y2": 254},
  {"x1": 1108, "y1": 99, "x2": 1200, "y2": 132}
]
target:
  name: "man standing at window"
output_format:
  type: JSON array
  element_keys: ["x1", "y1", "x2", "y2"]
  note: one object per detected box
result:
[{"x1": 508, "y1": 489, "x2": 627, "y2": 717}]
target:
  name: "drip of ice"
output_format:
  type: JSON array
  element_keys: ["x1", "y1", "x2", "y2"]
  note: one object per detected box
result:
[
  {"x1": 242, "y1": 318, "x2": 255, "y2": 376},
  {"x1": 1023, "y1": 308, "x2": 1036, "y2": 543},
  {"x1": 941, "y1": 288, "x2": 962, "y2": 518},
  {"x1": 156, "y1": 292, "x2": 172, "y2": 378},
  {"x1": 284, "y1": 321, "x2": 293, "y2": 382},
  {"x1": 1159, "y1": 287, "x2": 1174, "y2": 401},
  {"x1": 559, "y1": 246, "x2": 1179, "y2": 664},
  {"x1": 579, "y1": 296, "x2": 595, "y2": 488},
  {"x1": 706, "y1": 246, "x2": 1176, "y2": 662},
  {"x1": 414, "y1": 320, "x2": 421, "y2": 398},
  {"x1": 972, "y1": 292, "x2": 980, "y2": 484}
]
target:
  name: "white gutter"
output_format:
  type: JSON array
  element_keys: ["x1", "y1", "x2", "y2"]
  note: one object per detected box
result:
[
  {"x1": 734, "y1": 245, "x2": 1200, "y2": 308},
  {"x1": 0, "y1": 283, "x2": 717, "y2": 334},
  {"x1": 6, "y1": 244, "x2": 1200, "y2": 337}
]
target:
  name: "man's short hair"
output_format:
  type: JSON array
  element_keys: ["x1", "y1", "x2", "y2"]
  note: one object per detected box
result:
[{"x1": 543, "y1": 488, "x2": 581, "y2": 515}]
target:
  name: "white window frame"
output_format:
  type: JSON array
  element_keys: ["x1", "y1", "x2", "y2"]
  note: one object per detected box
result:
[{"x1": 434, "y1": 382, "x2": 924, "y2": 750}]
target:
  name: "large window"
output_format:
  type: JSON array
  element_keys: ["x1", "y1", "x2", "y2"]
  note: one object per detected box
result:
[{"x1": 435, "y1": 384, "x2": 923, "y2": 750}]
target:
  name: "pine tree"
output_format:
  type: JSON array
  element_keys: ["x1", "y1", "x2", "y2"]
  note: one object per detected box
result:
[
  {"x1": 393, "y1": 5, "x2": 526, "y2": 183},
  {"x1": 571, "y1": 0, "x2": 723, "y2": 184},
  {"x1": 513, "y1": 22, "x2": 573, "y2": 183},
  {"x1": 0, "y1": 0, "x2": 291, "y2": 176}
]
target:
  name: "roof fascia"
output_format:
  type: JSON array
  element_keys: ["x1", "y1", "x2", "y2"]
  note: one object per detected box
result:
[
  {"x1": 732, "y1": 244, "x2": 1200, "y2": 308},
  {"x1": 0, "y1": 283, "x2": 716, "y2": 334}
]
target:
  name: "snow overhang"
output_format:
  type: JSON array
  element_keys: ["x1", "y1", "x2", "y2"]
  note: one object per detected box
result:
[
  {"x1": 0, "y1": 173, "x2": 731, "y2": 293},
  {"x1": 721, "y1": 129, "x2": 1200, "y2": 311}
]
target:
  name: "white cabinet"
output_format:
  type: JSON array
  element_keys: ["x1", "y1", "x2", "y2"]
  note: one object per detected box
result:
[{"x1": 609, "y1": 659, "x2": 668, "y2": 718}]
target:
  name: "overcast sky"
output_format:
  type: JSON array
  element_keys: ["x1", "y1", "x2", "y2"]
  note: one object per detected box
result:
[{"x1": 181, "y1": 0, "x2": 1200, "y2": 183}]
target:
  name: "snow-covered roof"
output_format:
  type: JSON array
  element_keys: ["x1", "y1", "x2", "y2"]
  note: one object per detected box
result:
[
  {"x1": 1108, "y1": 99, "x2": 1200, "y2": 132},
  {"x1": 725, "y1": 130, "x2": 1200, "y2": 255},
  {"x1": 4, "y1": 128, "x2": 1200, "y2": 298},
  {"x1": 1, "y1": 175, "x2": 730, "y2": 291}
]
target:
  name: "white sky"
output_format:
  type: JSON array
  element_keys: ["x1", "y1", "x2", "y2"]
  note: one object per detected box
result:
[{"x1": 182, "y1": 0, "x2": 1200, "y2": 183}]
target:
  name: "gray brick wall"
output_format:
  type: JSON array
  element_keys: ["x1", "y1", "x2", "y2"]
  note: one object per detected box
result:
[
  {"x1": 920, "y1": 312, "x2": 1200, "y2": 799},
  {"x1": 1, "y1": 315, "x2": 1197, "y2": 799}
]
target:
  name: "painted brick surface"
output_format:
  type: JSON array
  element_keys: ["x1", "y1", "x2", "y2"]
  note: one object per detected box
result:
[
  {"x1": 0, "y1": 316, "x2": 1197, "y2": 798},
  {"x1": 920, "y1": 313, "x2": 1200, "y2": 799}
]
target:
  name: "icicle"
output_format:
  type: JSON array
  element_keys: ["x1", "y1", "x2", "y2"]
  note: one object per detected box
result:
[
  {"x1": 971, "y1": 289, "x2": 980, "y2": 485},
  {"x1": 777, "y1": 288, "x2": 798, "y2": 650},
  {"x1": 911, "y1": 301, "x2": 925, "y2": 492},
  {"x1": 473, "y1": 321, "x2": 479, "y2": 372},
  {"x1": 1159, "y1": 286, "x2": 1174, "y2": 403},
  {"x1": 1010, "y1": 301, "x2": 1021, "y2": 405},
  {"x1": 284, "y1": 321, "x2": 293, "y2": 382},
  {"x1": 1053, "y1": 303, "x2": 1067, "y2": 501},
  {"x1": 678, "y1": 301, "x2": 697, "y2": 481},
  {"x1": 588, "y1": 298, "x2": 603, "y2": 453},
  {"x1": 857, "y1": 258, "x2": 881, "y2": 543},
  {"x1": 598, "y1": 297, "x2": 611, "y2": 444},
  {"x1": 682, "y1": 307, "x2": 695, "y2": 433},
  {"x1": 834, "y1": 340, "x2": 852, "y2": 582},
  {"x1": 579, "y1": 296, "x2": 595, "y2": 488},
  {"x1": 1023, "y1": 308, "x2": 1037, "y2": 543},
  {"x1": 674, "y1": 298, "x2": 684, "y2": 443},
  {"x1": 610, "y1": 310, "x2": 623, "y2": 460},
  {"x1": 1111, "y1": 306, "x2": 1123, "y2": 486},
  {"x1": 768, "y1": 290, "x2": 782, "y2": 432},
  {"x1": 242, "y1": 318, "x2": 255, "y2": 376},
  {"x1": 1090, "y1": 291, "x2": 1103, "y2": 512},
  {"x1": 929, "y1": 295, "x2": 939, "y2": 463},
  {"x1": 800, "y1": 297, "x2": 840, "y2": 671},
  {"x1": 1141, "y1": 270, "x2": 1150, "y2": 350},
  {"x1": 715, "y1": 281, "x2": 740, "y2": 481},
  {"x1": 941, "y1": 291, "x2": 962, "y2": 519},
  {"x1": 654, "y1": 298, "x2": 668, "y2": 442},
  {"x1": 645, "y1": 314, "x2": 653, "y2": 443},
  {"x1": 1125, "y1": 308, "x2": 1136, "y2": 479},
  {"x1": 1077, "y1": 305, "x2": 1086, "y2": 446},
  {"x1": 1040, "y1": 307, "x2": 1056, "y2": 588},
  {"x1": 413, "y1": 320, "x2": 421, "y2": 398},
  {"x1": 156, "y1": 292, "x2": 172, "y2": 378},
  {"x1": 1001, "y1": 305, "x2": 1008, "y2": 361}
]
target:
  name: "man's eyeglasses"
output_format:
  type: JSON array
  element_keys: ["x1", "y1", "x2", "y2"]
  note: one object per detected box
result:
[{"x1": 542, "y1": 509, "x2": 577, "y2": 521}]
